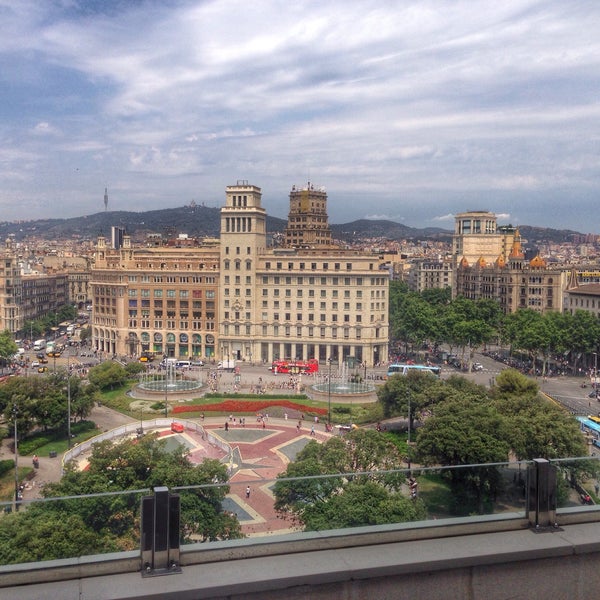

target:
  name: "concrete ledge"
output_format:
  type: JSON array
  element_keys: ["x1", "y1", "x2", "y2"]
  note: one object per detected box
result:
[{"x1": 3, "y1": 520, "x2": 600, "y2": 600}]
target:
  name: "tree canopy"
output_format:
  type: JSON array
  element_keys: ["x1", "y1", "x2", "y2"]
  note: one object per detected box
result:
[
  {"x1": 0, "y1": 433, "x2": 241, "y2": 564},
  {"x1": 273, "y1": 429, "x2": 426, "y2": 530}
]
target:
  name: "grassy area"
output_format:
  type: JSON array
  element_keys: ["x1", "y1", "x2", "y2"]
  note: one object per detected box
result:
[
  {"x1": 25, "y1": 426, "x2": 100, "y2": 458},
  {"x1": 99, "y1": 380, "x2": 380, "y2": 425},
  {"x1": 417, "y1": 473, "x2": 454, "y2": 518},
  {"x1": 12, "y1": 420, "x2": 99, "y2": 458},
  {"x1": 0, "y1": 466, "x2": 33, "y2": 502}
]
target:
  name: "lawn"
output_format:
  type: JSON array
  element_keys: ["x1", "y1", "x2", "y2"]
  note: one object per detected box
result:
[
  {"x1": 417, "y1": 472, "x2": 454, "y2": 518},
  {"x1": 0, "y1": 466, "x2": 33, "y2": 503},
  {"x1": 100, "y1": 381, "x2": 381, "y2": 425}
]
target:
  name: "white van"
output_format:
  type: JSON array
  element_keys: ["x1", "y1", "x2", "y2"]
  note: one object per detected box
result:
[{"x1": 176, "y1": 360, "x2": 191, "y2": 368}]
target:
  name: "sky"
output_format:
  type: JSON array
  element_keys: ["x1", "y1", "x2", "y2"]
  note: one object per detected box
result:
[{"x1": 1, "y1": 0, "x2": 600, "y2": 233}]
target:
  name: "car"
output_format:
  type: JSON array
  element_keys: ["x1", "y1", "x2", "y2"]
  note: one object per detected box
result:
[
  {"x1": 472, "y1": 363, "x2": 484, "y2": 371},
  {"x1": 31, "y1": 361, "x2": 40, "y2": 368},
  {"x1": 191, "y1": 360, "x2": 205, "y2": 367},
  {"x1": 39, "y1": 357, "x2": 48, "y2": 364},
  {"x1": 37, "y1": 366, "x2": 48, "y2": 373},
  {"x1": 170, "y1": 422, "x2": 184, "y2": 433},
  {"x1": 36, "y1": 352, "x2": 45, "y2": 359},
  {"x1": 589, "y1": 390, "x2": 599, "y2": 399}
]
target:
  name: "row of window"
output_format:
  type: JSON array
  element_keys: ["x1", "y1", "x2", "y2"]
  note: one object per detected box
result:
[
  {"x1": 127, "y1": 289, "x2": 216, "y2": 298},
  {"x1": 128, "y1": 320, "x2": 216, "y2": 330},
  {"x1": 127, "y1": 275, "x2": 215, "y2": 283},
  {"x1": 222, "y1": 324, "x2": 365, "y2": 339}
]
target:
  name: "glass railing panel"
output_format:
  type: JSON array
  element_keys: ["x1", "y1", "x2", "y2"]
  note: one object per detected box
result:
[
  {"x1": 0, "y1": 489, "x2": 148, "y2": 566},
  {"x1": 3, "y1": 456, "x2": 600, "y2": 567},
  {"x1": 549, "y1": 455, "x2": 600, "y2": 509}
]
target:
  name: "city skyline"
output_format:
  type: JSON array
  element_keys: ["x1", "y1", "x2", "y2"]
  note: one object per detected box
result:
[{"x1": 2, "y1": 1, "x2": 600, "y2": 233}]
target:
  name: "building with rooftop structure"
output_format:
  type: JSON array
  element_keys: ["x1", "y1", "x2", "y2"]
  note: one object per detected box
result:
[{"x1": 89, "y1": 182, "x2": 389, "y2": 367}]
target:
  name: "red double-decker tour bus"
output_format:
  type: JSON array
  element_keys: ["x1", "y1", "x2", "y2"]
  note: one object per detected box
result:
[{"x1": 270, "y1": 359, "x2": 319, "y2": 375}]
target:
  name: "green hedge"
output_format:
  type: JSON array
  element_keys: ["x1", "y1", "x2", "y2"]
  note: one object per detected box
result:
[
  {"x1": 18, "y1": 421, "x2": 97, "y2": 456},
  {"x1": 0, "y1": 459, "x2": 15, "y2": 477}
]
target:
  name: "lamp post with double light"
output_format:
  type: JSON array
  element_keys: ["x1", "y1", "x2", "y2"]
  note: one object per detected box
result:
[{"x1": 327, "y1": 357, "x2": 332, "y2": 427}]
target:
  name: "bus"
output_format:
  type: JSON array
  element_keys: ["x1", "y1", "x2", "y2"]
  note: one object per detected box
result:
[
  {"x1": 577, "y1": 416, "x2": 600, "y2": 449},
  {"x1": 271, "y1": 359, "x2": 319, "y2": 375},
  {"x1": 386, "y1": 363, "x2": 442, "y2": 378}
]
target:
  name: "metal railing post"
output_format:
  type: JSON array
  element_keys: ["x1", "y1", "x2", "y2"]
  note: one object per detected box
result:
[
  {"x1": 140, "y1": 486, "x2": 181, "y2": 576},
  {"x1": 527, "y1": 458, "x2": 558, "y2": 530}
]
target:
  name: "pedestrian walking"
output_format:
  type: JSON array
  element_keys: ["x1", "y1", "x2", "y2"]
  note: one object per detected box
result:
[{"x1": 246, "y1": 486, "x2": 250, "y2": 499}]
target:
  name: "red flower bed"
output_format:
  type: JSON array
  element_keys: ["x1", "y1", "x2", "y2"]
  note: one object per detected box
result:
[{"x1": 172, "y1": 399, "x2": 327, "y2": 415}]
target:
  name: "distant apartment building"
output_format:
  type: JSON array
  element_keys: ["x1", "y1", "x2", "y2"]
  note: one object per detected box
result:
[
  {"x1": 407, "y1": 257, "x2": 454, "y2": 293},
  {"x1": 564, "y1": 268, "x2": 600, "y2": 319},
  {"x1": 89, "y1": 182, "x2": 389, "y2": 367},
  {"x1": 0, "y1": 238, "x2": 70, "y2": 334},
  {"x1": 454, "y1": 223, "x2": 574, "y2": 313},
  {"x1": 111, "y1": 226, "x2": 125, "y2": 250}
]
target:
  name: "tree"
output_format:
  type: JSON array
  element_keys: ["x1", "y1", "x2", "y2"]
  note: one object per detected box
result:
[
  {"x1": 0, "y1": 510, "x2": 110, "y2": 565},
  {"x1": 88, "y1": 361, "x2": 128, "y2": 390},
  {"x1": 301, "y1": 480, "x2": 426, "y2": 531},
  {"x1": 0, "y1": 433, "x2": 242, "y2": 564},
  {"x1": 568, "y1": 310, "x2": 600, "y2": 373},
  {"x1": 491, "y1": 370, "x2": 588, "y2": 461},
  {"x1": 274, "y1": 429, "x2": 425, "y2": 530},
  {"x1": 442, "y1": 297, "x2": 497, "y2": 369},
  {"x1": 0, "y1": 329, "x2": 18, "y2": 365},
  {"x1": 391, "y1": 293, "x2": 437, "y2": 355},
  {"x1": 415, "y1": 396, "x2": 511, "y2": 514},
  {"x1": 377, "y1": 369, "x2": 448, "y2": 433}
]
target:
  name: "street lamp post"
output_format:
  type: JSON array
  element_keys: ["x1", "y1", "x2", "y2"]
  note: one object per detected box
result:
[
  {"x1": 67, "y1": 351, "x2": 72, "y2": 449},
  {"x1": 593, "y1": 352, "x2": 598, "y2": 398},
  {"x1": 13, "y1": 404, "x2": 19, "y2": 512},
  {"x1": 327, "y1": 357, "x2": 332, "y2": 427},
  {"x1": 407, "y1": 393, "x2": 412, "y2": 470},
  {"x1": 164, "y1": 366, "x2": 168, "y2": 419}
]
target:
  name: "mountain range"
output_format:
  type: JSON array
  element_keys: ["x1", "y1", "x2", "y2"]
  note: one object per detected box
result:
[{"x1": 0, "y1": 204, "x2": 583, "y2": 245}]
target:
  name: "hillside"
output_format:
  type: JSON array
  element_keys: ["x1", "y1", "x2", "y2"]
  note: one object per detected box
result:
[{"x1": 0, "y1": 206, "x2": 583, "y2": 245}]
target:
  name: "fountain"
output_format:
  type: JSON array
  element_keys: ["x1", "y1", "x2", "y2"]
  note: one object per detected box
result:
[
  {"x1": 131, "y1": 361, "x2": 204, "y2": 400},
  {"x1": 311, "y1": 361, "x2": 376, "y2": 401}
]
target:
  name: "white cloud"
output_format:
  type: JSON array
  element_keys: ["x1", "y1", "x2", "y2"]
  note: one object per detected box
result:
[
  {"x1": 0, "y1": 1, "x2": 599, "y2": 231},
  {"x1": 30, "y1": 122, "x2": 60, "y2": 136}
]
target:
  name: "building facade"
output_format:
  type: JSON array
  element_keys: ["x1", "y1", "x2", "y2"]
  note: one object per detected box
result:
[
  {"x1": 90, "y1": 236, "x2": 220, "y2": 358},
  {"x1": 89, "y1": 182, "x2": 389, "y2": 367},
  {"x1": 0, "y1": 238, "x2": 70, "y2": 335},
  {"x1": 407, "y1": 257, "x2": 454, "y2": 293}
]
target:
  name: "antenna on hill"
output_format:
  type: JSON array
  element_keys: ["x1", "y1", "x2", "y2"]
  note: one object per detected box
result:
[{"x1": 104, "y1": 187, "x2": 109, "y2": 211}]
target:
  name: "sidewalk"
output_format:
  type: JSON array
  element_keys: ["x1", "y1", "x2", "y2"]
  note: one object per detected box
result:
[{"x1": 1, "y1": 403, "x2": 138, "y2": 503}]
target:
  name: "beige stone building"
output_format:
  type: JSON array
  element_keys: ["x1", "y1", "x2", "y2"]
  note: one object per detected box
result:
[
  {"x1": 90, "y1": 236, "x2": 220, "y2": 358},
  {"x1": 89, "y1": 182, "x2": 389, "y2": 367},
  {"x1": 0, "y1": 238, "x2": 70, "y2": 335},
  {"x1": 407, "y1": 257, "x2": 454, "y2": 293},
  {"x1": 452, "y1": 211, "x2": 516, "y2": 275}
]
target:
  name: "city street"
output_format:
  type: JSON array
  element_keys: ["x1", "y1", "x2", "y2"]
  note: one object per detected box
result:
[{"x1": 446, "y1": 349, "x2": 597, "y2": 417}]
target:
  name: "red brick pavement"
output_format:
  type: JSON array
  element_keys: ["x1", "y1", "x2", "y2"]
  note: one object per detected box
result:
[{"x1": 205, "y1": 419, "x2": 331, "y2": 536}]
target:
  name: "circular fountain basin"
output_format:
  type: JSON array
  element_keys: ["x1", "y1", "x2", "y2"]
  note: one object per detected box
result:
[
  {"x1": 138, "y1": 380, "x2": 203, "y2": 393},
  {"x1": 129, "y1": 376, "x2": 205, "y2": 401},
  {"x1": 312, "y1": 382, "x2": 375, "y2": 395},
  {"x1": 310, "y1": 381, "x2": 377, "y2": 404}
]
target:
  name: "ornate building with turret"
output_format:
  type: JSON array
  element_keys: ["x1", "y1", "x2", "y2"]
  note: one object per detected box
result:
[{"x1": 454, "y1": 228, "x2": 568, "y2": 314}]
